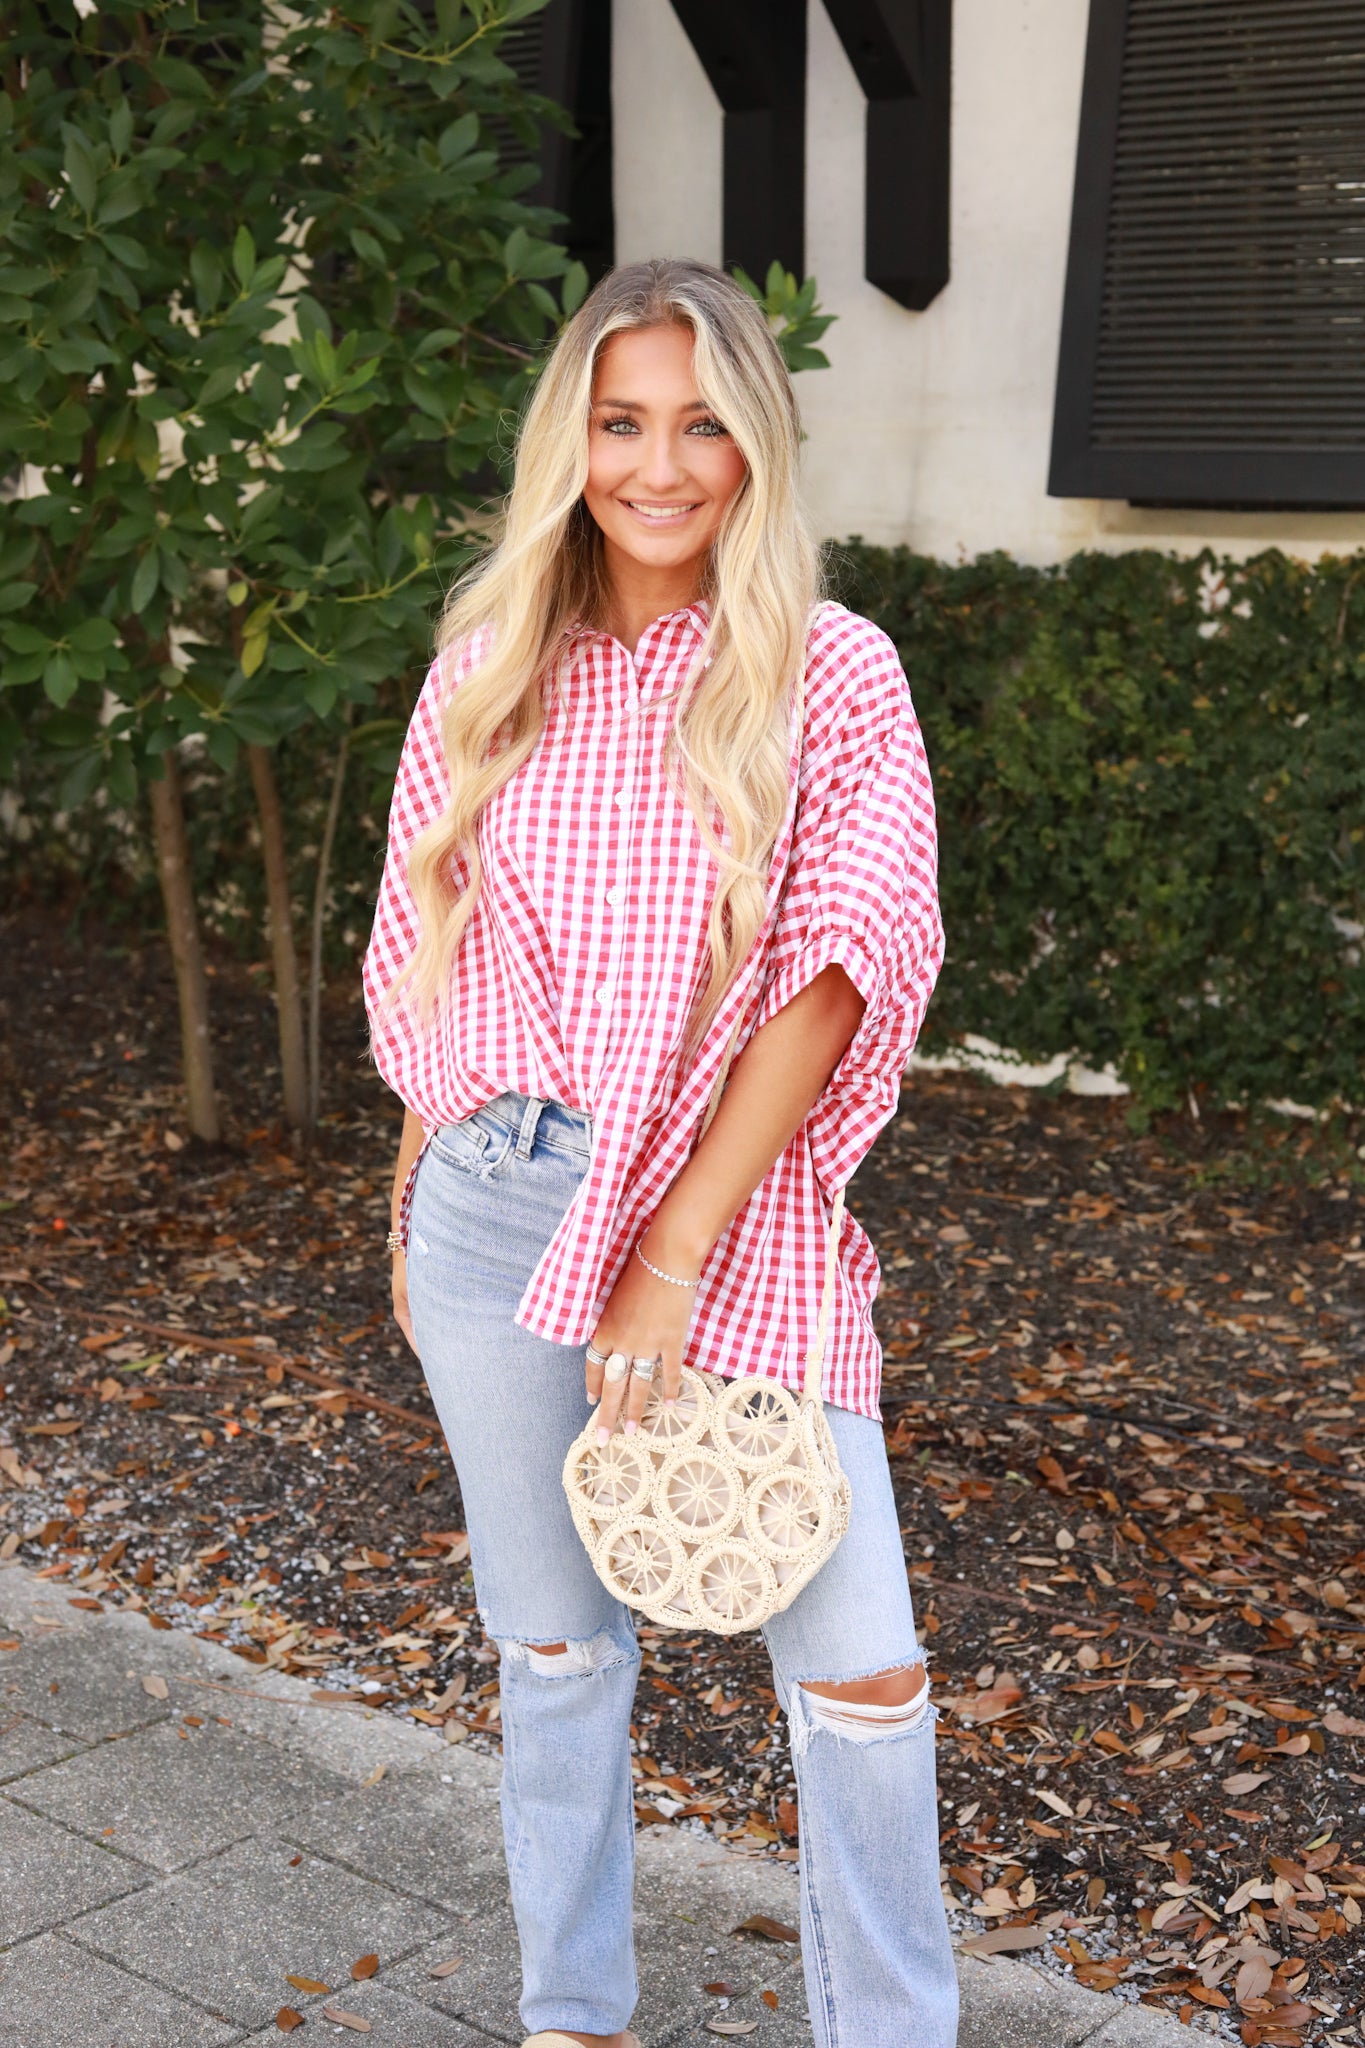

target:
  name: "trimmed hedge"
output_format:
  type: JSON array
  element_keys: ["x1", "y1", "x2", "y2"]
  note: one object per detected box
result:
[
  {"x1": 6, "y1": 544, "x2": 1364, "y2": 1117},
  {"x1": 830, "y1": 544, "x2": 1365, "y2": 1117}
]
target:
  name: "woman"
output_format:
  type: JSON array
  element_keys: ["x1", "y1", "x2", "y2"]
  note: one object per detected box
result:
[{"x1": 364, "y1": 259, "x2": 957, "y2": 2048}]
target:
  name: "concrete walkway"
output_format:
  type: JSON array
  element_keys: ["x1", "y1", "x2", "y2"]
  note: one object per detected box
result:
[{"x1": 0, "y1": 1561, "x2": 1191, "y2": 2048}]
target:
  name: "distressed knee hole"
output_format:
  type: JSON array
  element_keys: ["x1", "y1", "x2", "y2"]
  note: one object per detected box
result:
[
  {"x1": 794, "y1": 1660, "x2": 931, "y2": 1748},
  {"x1": 498, "y1": 1627, "x2": 634, "y2": 1678}
]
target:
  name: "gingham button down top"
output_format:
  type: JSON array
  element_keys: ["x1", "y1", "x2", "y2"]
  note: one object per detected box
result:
[{"x1": 363, "y1": 599, "x2": 944, "y2": 1420}]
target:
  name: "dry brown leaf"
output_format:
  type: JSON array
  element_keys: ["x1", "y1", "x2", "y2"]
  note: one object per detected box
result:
[
  {"x1": 761, "y1": 1989, "x2": 779, "y2": 2011},
  {"x1": 141, "y1": 1674, "x2": 169, "y2": 1700},
  {"x1": 732, "y1": 1915, "x2": 799, "y2": 1943},
  {"x1": 961, "y1": 1682, "x2": 1023, "y2": 1724},
  {"x1": 959, "y1": 1926, "x2": 1050, "y2": 1956},
  {"x1": 427, "y1": 1956, "x2": 462, "y2": 1979},
  {"x1": 1235, "y1": 1956, "x2": 1274, "y2": 2006},
  {"x1": 361, "y1": 1764, "x2": 386, "y2": 1787},
  {"x1": 350, "y1": 1954, "x2": 378, "y2": 1980},
  {"x1": 705, "y1": 2024, "x2": 759, "y2": 2038},
  {"x1": 1222, "y1": 1771, "x2": 1270, "y2": 1795},
  {"x1": 0, "y1": 1447, "x2": 41, "y2": 1488},
  {"x1": 320, "y1": 2007, "x2": 372, "y2": 2033},
  {"x1": 1323, "y1": 1708, "x2": 1365, "y2": 1738},
  {"x1": 285, "y1": 1974, "x2": 329, "y2": 1995},
  {"x1": 274, "y1": 2010, "x2": 304, "y2": 2034}
]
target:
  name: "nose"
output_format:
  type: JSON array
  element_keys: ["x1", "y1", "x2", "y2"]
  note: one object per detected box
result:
[{"x1": 633, "y1": 429, "x2": 688, "y2": 495}]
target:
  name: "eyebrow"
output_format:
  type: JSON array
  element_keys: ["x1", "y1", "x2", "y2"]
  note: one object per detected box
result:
[{"x1": 593, "y1": 397, "x2": 712, "y2": 413}]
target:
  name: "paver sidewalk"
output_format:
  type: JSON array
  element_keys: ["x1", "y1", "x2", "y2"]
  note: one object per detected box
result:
[{"x1": 0, "y1": 1561, "x2": 1190, "y2": 2048}]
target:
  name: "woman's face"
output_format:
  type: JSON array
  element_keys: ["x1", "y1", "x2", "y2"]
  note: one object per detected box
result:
[{"x1": 583, "y1": 323, "x2": 748, "y2": 580}]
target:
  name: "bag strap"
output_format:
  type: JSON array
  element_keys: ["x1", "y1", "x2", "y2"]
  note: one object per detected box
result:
[{"x1": 692, "y1": 670, "x2": 846, "y2": 1409}]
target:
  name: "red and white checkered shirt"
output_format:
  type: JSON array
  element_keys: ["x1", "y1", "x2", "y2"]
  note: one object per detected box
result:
[{"x1": 363, "y1": 599, "x2": 943, "y2": 1419}]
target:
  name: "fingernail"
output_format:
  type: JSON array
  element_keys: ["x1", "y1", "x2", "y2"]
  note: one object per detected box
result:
[
  {"x1": 596, "y1": 1425, "x2": 610, "y2": 1446},
  {"x1": 624, "y1": 1419, "x2": 637, "y2": 1437}
]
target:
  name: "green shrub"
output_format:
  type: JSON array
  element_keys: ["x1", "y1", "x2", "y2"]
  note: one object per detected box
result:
[{"x1": 830, "y1": 543, "x2": 1365, "y2": 1116}]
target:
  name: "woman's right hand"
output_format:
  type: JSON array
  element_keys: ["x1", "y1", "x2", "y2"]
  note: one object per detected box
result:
[{"x1": 392, "y1": 1246, "x2": 418, "y2": 1355}]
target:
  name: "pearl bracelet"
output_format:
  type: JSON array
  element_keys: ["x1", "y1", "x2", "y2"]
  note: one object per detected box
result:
[{"x1": 635, "y1": 1241, "x2": 700, "y2": 1288}]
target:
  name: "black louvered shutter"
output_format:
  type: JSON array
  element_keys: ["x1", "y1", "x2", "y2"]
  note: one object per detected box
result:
[
  {"x1": 487, "y1": 0, "x2": 614, "y2": 280},
  {"x1": 1049, "y1": 0, "x2": 1365, "y2": 508}
]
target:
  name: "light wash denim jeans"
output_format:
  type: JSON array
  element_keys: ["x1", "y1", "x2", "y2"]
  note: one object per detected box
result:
[{"x1": 405, "y1": 1089, "x2": 958, "y2": 2048}]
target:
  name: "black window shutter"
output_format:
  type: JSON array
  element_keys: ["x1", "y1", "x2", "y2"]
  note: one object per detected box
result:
[
  {"x1": 493, "y1": 0, "x2": 614, "y2": 281},
  {"x1": 1049, "y1": 0, "x2": 1365, "y2": 509}
]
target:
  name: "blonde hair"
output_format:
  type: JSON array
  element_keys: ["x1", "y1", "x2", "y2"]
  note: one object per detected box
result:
[{"x1": 387, "y1": 257, "x2": 821, "y2": 1069}]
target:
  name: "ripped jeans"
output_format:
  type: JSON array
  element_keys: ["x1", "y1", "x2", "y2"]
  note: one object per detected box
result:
[{"x1": 405, "y1": 1090, "x2": 958, "y2": 2048}]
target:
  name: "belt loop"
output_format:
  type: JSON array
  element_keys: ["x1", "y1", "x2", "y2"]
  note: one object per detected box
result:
[{"x1": 516, "y1": 1094, "x2": 546, "y2": 1158}]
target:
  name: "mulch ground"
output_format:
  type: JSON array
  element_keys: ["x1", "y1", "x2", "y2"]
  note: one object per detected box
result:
[{"x1": 2, "y1": 907, "x2": 1363, "y2": 2046}]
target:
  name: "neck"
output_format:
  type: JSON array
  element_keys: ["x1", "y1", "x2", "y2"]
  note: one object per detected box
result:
[{"x1": 599, "y1": 541, "x2": 705, "y2": 654}]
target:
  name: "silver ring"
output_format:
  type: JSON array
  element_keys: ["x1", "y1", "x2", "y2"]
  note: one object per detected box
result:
[
  {"x1": 585, "y1": 1343, "x2": 610, "y2": 1367},
  {"x1": 604, "y1": 1350, "x2": 631, "y2": 1385},
  {"x1": 630, "y1": 1354, "x2": 661, "y2": 1383}
]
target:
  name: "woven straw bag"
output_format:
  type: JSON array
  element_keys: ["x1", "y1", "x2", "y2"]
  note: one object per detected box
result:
[{"x1": 561, "y1": 1127, "x2": 852, "y2": 1636}]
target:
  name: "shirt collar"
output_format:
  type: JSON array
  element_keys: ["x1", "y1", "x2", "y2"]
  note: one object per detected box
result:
[{"x1": 568, "y1": 597, "x2": 711, "y2": 643}]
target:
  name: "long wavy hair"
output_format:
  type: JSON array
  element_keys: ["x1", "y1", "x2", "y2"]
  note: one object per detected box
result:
[{"x1": 383, "y1": 257, "x2": 822, "y2": 1070}]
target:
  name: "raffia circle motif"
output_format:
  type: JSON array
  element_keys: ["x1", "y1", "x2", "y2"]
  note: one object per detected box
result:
[{"x1": 561, "y1": 1190, "x2": 852, "y2": 1636}]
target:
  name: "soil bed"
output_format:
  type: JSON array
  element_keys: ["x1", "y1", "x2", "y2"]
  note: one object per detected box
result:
[{"x1": 2, "y1": 911, "x2": 1363, "y2": 2046}]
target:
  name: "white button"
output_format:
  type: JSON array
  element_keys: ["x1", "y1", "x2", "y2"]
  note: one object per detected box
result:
[
  {"x1": 614, "y1": 789, "x2": 627, "y2": 807},
  {"x1": 595, "y1": 983, "x2": 613, "y2": 1004},
  {"x1": 606, "y1": 886, "x2": 622, "y2": 907}
]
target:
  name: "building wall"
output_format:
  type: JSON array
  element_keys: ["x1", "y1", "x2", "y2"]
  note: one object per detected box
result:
[{"x1": 611, "y1": 0, "x2": 1365, "y2": 567}]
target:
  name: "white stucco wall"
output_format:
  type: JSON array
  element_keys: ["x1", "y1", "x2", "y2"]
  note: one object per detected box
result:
[{"x1": 611, "y1": 0, "x2": 1365, "y2": 566}]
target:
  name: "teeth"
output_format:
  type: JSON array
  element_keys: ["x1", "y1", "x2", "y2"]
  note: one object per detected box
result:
[{"x1": 627, "y1": 503, "x2": 697, "y2": 520}]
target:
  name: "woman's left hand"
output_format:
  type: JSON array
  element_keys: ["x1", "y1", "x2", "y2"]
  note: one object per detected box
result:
[{"x1": 587, "y1": 1233, "x2": 702, "y2": 1442}]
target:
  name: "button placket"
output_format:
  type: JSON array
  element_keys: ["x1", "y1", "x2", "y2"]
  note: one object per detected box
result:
[{"x1": 589, "y1": 648, "x2": 640, "y2": 1093}]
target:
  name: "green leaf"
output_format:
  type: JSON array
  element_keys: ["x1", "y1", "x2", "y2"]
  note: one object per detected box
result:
[
  {"x1": 130, "y1": 548, "x2": 160, "y2": 614},
  {"x1": 107, "y1": 742, "x2": 137, "y2": 807},
  {"x1": 190, "y1": 243, "x2": 223, "y2": 312},
  {"x1": 350, "y1": 227, "x2": 388, "y2": 269},
  {"x1": 67, "y1": 618, "x2": 118, "y2": 653},
  {"x1": 45, "y1": 339, "x2": 115, "y2": 375},
  {"x1": 302, "y1": 674, "x2": 338, "y2": 717},
  {"x1": 43, "y1": 651, "x2": 79, "y2": 707},
  {"x1": 206, "y1": 723, "x2": 239, "y2": 771},
  {"x1": 561, "y1": 261, "x2": 589, "y2": 318},
  {"x1": 502, "y1": 225, "x2": 565, "y2": 281},
  {"x1": 2, "y1": 622, "x2": 50, "y2": 654},
  {"x1": 241, "y1": 629, "x2": 269, "y2": 678},
  {"x1": 63, "y1": 132, "x2": 97, "y2": 216},
  {"x1": 149, "y1": 55, "x2": 212, "y2": 99},
  {"x1": 57, "y1": 750, "x2": 103, "y2": 811},
  {"x1": 0, "y1": 583, "x2": 36, "y2": 614},
  {"x1": 438, "y1": 112, "x2": 479, "y2": 163},
  {"x1": 295, "y1": 294, "x2": 331, "y2": 344},
  {"x1": 198, "y1": 363, "x2": 241, "y2": 407},
  {"x1": 227, "y1": 581, "x2": 249, "y2": 606},
  {"x1": 109, "y1": 98, "x2": 134, "y2": 159},
  {"x1": 232, "y1": 225, "x2": 256, "y2": 289}
]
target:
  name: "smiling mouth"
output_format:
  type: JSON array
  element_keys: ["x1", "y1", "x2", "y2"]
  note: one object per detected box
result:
[{"x1": 622, "y1": 501, "x2": 702, "y2": 522}]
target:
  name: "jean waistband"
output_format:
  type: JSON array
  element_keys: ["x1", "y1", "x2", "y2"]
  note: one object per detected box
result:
[{"x1": 457, "y1": 1089, "x2": 593, "y2": 1160}]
